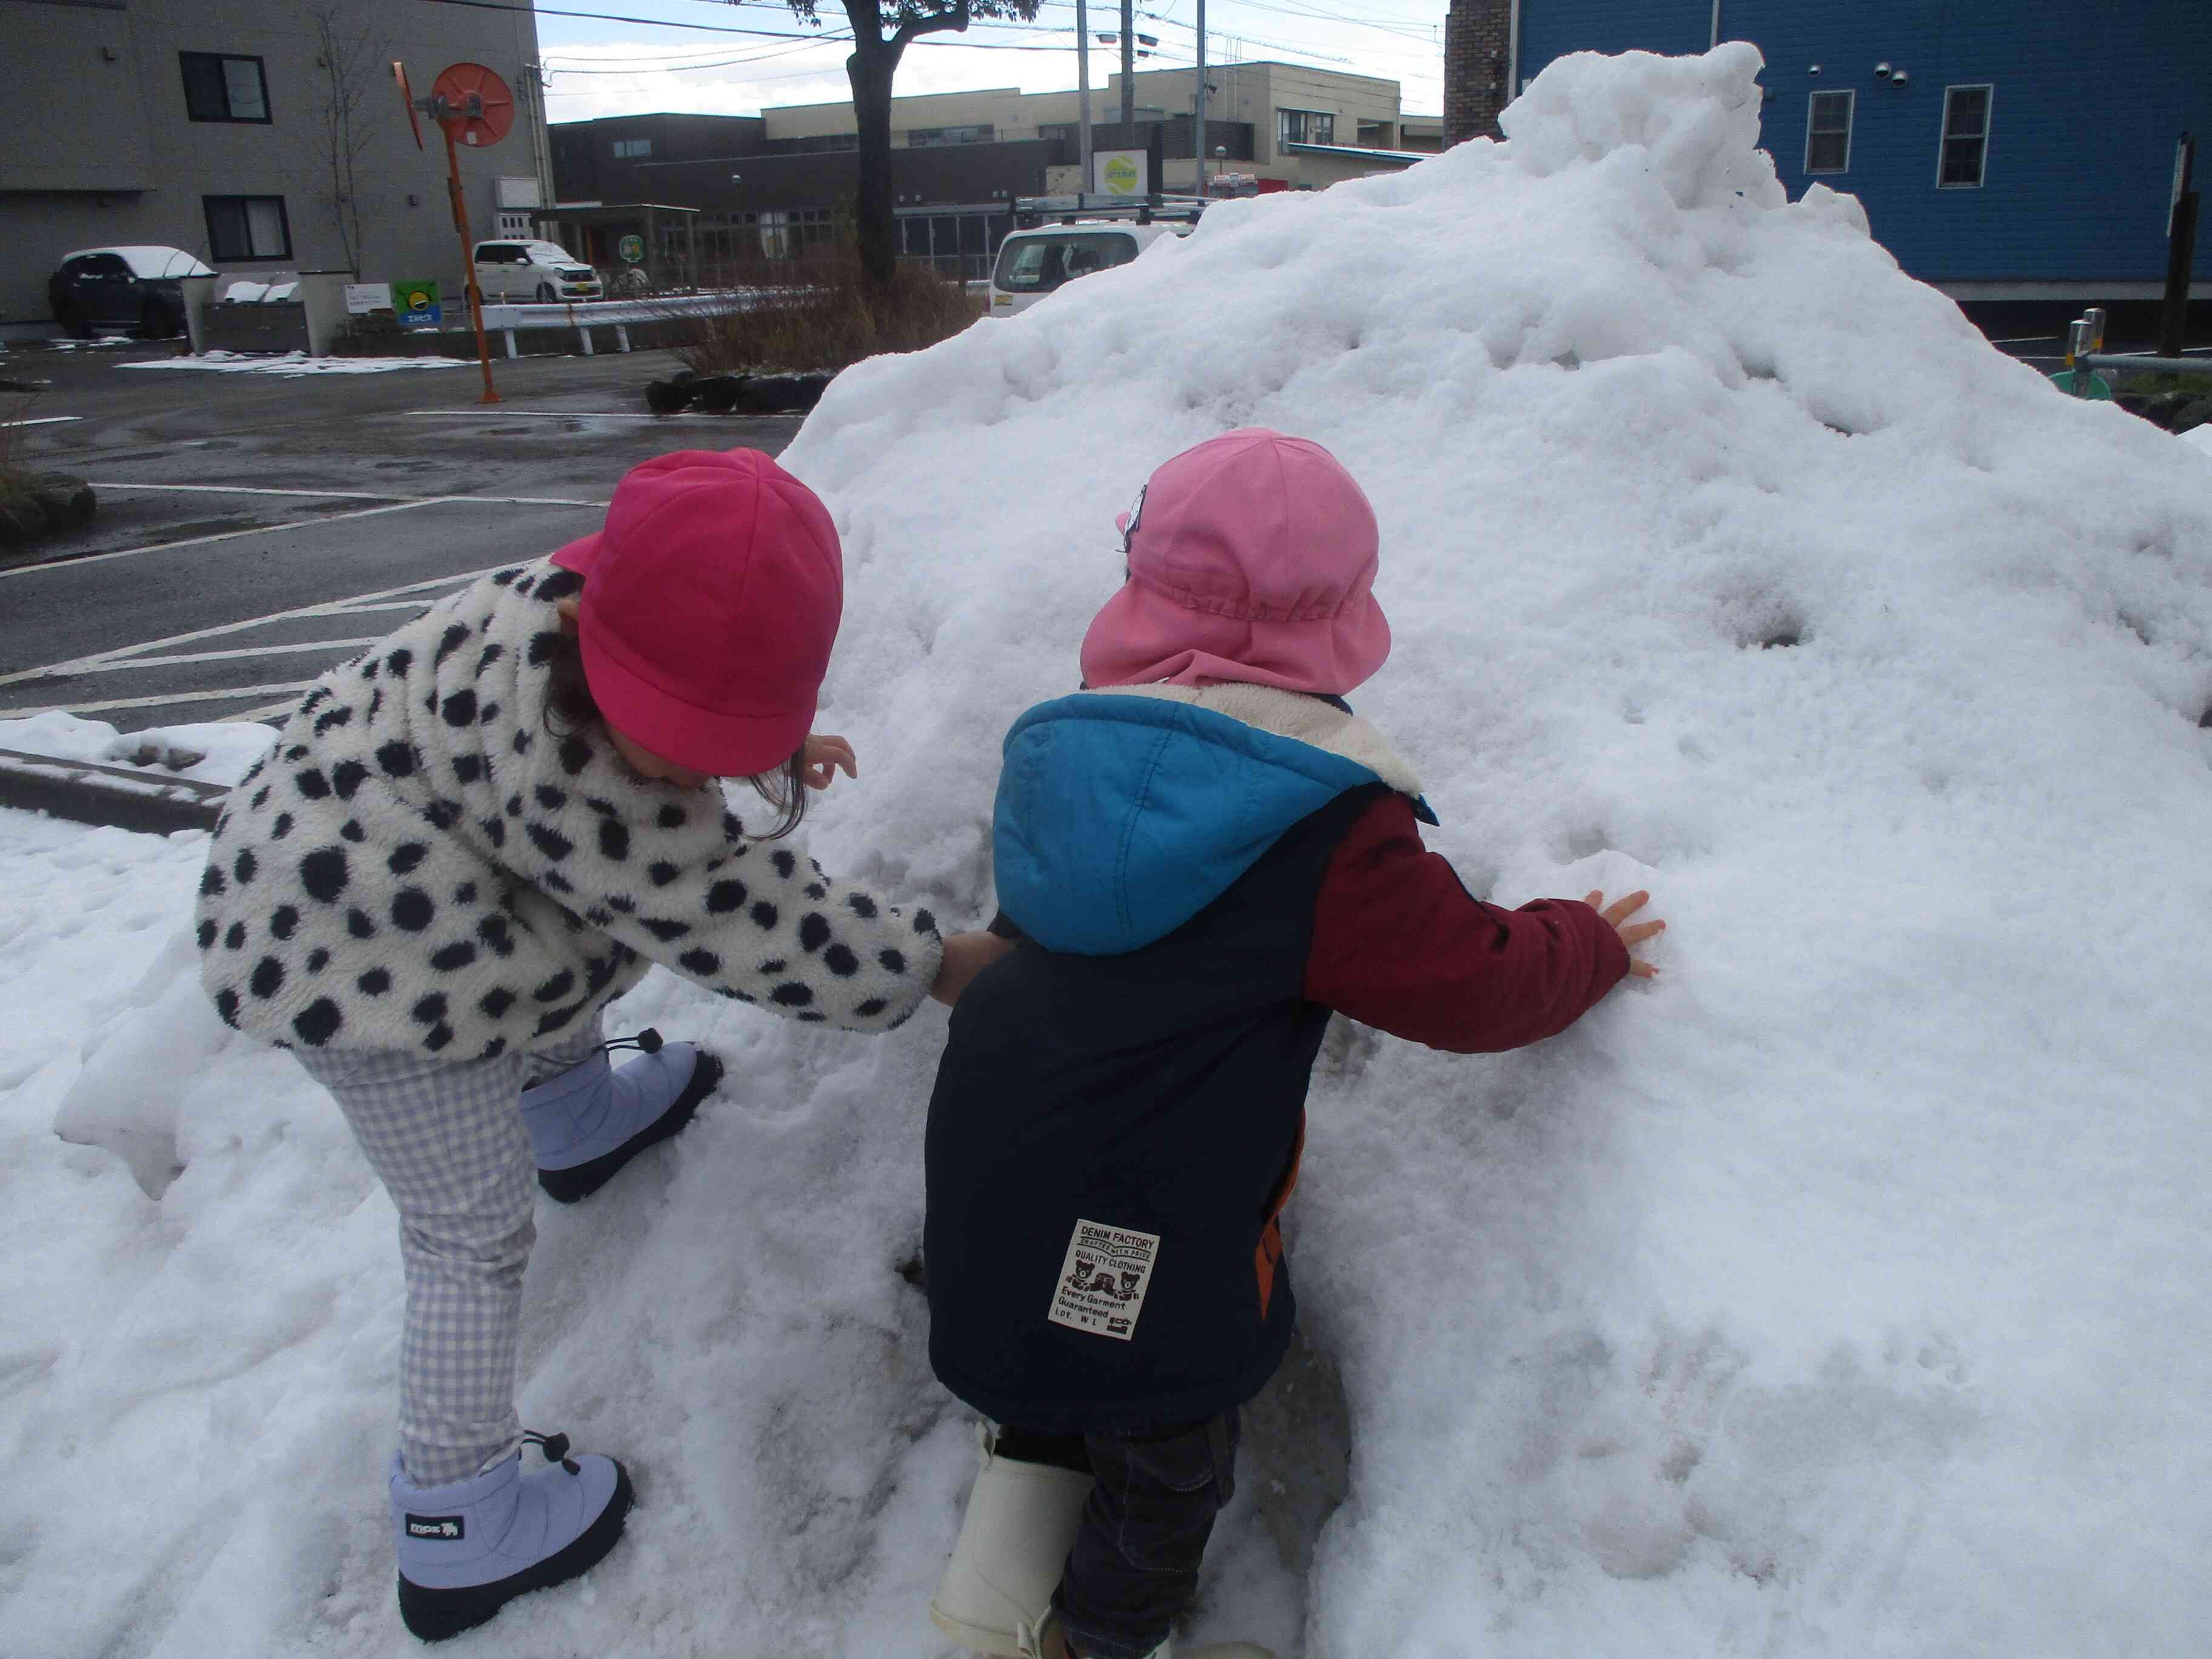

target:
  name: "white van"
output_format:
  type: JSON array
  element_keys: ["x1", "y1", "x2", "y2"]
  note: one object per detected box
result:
[
  {"x1": 471, "y1": 240, "x2": 603, "y2": 304},
  {"x1": 987, "y1": 218, "x2": 1193, "y2": 317}
]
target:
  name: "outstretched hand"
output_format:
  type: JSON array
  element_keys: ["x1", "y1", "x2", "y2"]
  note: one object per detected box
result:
[
  {"x1": 1585, "y1": 889, "x2": 1666, "y2": 979},
  {"x1": 800, "y1": 733, "x2": 857, "y2": 791},
  {"x1": 930, "y1": 930, "x2": 1016, "y2": 1007}
]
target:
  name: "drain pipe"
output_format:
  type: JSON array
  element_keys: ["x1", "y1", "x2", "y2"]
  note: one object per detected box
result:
[
  {"x1": 1710, "y1": 0, "x2": 1721, "y2": 48},
  {"x1": 1507, "y1": 0, "x2": 1521, "y2": 106}
]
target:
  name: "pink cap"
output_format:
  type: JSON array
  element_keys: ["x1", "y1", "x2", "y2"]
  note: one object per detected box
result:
[
  {"x1": 548, "y1": 449, "x2": 842, "y2": 777},
  {"x1": 1079, "y1": 429, "x2": 1390, "y2": 695}
]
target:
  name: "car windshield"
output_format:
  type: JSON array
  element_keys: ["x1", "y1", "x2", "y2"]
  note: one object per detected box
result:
[
  {"x1": 529, "y1": 244, "x2": 582, "y2": 265},
  {"x1": 993, "y1": 232, "x2": 1139, "y2": 294}
]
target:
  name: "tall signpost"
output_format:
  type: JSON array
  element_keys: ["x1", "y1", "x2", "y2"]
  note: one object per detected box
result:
[
  {"x1": 394, "y1": 59, "x2": 515, "y2": 405},
  {"x1": 1121, "y1": 0, "x2": 1135, "y2": 136}
]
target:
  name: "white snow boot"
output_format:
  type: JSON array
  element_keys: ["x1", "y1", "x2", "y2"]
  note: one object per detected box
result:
[
  {"x1": 1024, "y1": 1611, "x2": 1276, "y2": 1659},
  {"x1": 520, "y1": 1028, "x2": 722, "y2": 1203},
  {"x1": 389, "y1": 1432, "x2": 632, "y2": 1643},
  {"x1": 930, "y1": 1426, "x2": 1096, "y2": 1655}
]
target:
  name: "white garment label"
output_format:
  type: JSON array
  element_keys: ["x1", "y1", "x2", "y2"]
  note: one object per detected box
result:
[{"x1": 1048, "y1": 1218, "x2": 1162, "y2": 1342}]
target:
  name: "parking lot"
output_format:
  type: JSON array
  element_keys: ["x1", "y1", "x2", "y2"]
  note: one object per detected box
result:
[{"x1": 0, "y1": 341, "x2": 802, "y2": 732}]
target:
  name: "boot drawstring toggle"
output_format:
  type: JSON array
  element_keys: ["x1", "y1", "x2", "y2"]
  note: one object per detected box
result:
[
  {"x1": 523, "y1": 1430, "x2": 579, "y2": 1473},
  {"x1": 601, "y1": 1028, "x2": 663, "y2": 1056}
]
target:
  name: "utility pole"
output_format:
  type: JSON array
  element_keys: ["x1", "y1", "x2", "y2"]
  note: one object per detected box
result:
[
  {"x1": 1121, "y1": 0, "x2": 1134, "y2": 141},
  {"x1": 1194, "y1": 0, "x2": 1206, "y2": 201},
  {"x1": 1076, "y1": 0, "x2": 1091, "y2": 202}
]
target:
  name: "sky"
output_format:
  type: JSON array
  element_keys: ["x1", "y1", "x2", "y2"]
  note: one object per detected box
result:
[{"x1": 523, "y1": 0, "x2": 1450, "y2": 124}]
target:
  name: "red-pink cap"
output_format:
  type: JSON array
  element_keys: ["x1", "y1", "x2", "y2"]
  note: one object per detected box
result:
[
  {"x1": 1079, "y1": 428, "x2": 1390, "y2": 694},
  {"x1": 549, "y1": 449, "x2": 842, "y2": 777}
]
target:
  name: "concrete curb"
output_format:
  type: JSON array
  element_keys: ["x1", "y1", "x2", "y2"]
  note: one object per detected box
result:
[{"x1": 0, "y1": 747, "x2": 226, "y2": 836}]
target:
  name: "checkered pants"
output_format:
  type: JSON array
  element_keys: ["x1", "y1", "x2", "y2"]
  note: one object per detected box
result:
[{"x1": 295, "y1": 1015, "x2": 606, "y2": 1486}]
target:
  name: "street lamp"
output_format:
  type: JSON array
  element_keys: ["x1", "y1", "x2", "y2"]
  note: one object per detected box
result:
[{"x1": 1213, "y1": 144, "x2": 1227, "y2": 192}]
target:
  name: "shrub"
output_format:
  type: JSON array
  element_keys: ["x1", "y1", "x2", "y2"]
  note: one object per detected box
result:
[{"x1": 669, "y1": 254, "x2": 980, "y2": 378}]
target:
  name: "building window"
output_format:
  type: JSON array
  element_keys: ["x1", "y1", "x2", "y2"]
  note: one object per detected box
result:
[
  {"x1": 1805, "y1": 90, "x2": 1853, "y2": 174},
  {"x1": 907, "y1": 124, "x2": 994, "y2": 147},
  {"x1": 204, "y1": 195, "x2": 292, "y2": 261},
  {"x1": 1939, "y1": 85, "x2": 1992, "y2": 188},
  {"x1": 180, "y1": 52, "x2": 269, "y2": 123},
  {"x1": 611, "y1": 138, "x2": 652, "y2": 159},
  {"x1": 1356, "y1": 120, "x2": 1396, "y2": 149},
  {"x1": 1276, "y1": 108, "x2": 1335, "y2": 147}
]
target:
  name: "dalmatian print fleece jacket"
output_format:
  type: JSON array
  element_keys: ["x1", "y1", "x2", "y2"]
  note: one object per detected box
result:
[{"x1": 196, "y1": 557, "x2": 945, "y2": 1059}]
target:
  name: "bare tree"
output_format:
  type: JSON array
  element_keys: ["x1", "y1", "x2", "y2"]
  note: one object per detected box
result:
[
  {"x1": 773, "y1": 2, "x2": 1044, "y2": 287},
  {"x1": 305, "y1": 5, "x2": 384, "y2": 273}
]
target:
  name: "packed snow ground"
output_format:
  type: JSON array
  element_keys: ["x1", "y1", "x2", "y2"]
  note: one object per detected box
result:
[
  {"x1": 6, "y1": 42, "x2": 2211, "y2": 1659},
  {"x1": 118, "y1": 350, "x2": 472, "y2": 377}
]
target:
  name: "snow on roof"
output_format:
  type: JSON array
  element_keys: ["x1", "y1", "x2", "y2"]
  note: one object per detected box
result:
[
  {"x1": 8, "y1": 41, "x2": 2212, "y2": 1659},
  {"x1": 1279, "y1": 139, "x2": 1431, "y2": 165},
  {"x1": 61, "y1": 245, "x2": 215, "y2": 278}
]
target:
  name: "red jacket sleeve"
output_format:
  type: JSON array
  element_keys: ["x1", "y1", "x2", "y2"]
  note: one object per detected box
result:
[{"x1": 1304, "y1": 794, "x2": 1631, "y2": 1053}]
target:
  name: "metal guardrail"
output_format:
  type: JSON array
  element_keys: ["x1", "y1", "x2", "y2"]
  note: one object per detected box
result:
[{"x1": 474, "y1": 290, "x2": 765, "y2": 358}]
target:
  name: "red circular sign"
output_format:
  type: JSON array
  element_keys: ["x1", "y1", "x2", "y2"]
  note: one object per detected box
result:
[{"x1": 430, "y1": 62, "x2": 515, "y2": 149}]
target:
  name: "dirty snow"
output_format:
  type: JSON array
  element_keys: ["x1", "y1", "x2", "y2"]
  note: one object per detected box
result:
[
  {"x1": 119, "y1": 351, "x2": 472, "y2": 377},
  {"x1": 0, "y1": 711, "x2": 276, "y2": 789},
  {"x1": 5, "y1": 42, "x2": 2211, "y2": 1659}
]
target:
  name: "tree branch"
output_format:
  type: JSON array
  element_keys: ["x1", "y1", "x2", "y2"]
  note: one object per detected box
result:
[{"x1": 891, "y1": 0, "x2": 970, "y2": 50}]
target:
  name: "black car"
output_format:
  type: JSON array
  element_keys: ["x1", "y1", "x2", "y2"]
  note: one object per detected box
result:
[{"x1": 47, "y1": 246, "x2": 212, "y2": 340}]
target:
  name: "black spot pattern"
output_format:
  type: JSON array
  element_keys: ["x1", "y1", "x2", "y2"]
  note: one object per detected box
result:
[
  {"x1": 270, "y1": 812, "x2": 293, "y2": 840},
  {"x1": 215, "y1": 988, "x2": 240, "y2": 1027},
  {"x1": 339, "y1": 820, "x2": 366, "y2": 844},
  {"x1": 430, "y1": 942, "x2": 477, "y2": 971},
  {"x1": 880, "y1": 948, "x2": 907, "y2": 974},
  {"x1": 477, "y1": 914, "x2": 515, "y2": 956},
  {"x1": 270, "y1": 905, "x2": 299, "y2": 940},
  {"x1": 441, "y1": 689, "x2": 477, "y2": 728},
  {"x1": 656, "y1": 804, "x2": 687, "y2": 830},
  {"x1": 857, "y1": 998, "x2": 887, "y2": 1017},
  {"x1": 824, "y1": 944, "x2": 859, "y2": 977},
  {"x1": 358, "y1": 968, "x2": 391, "y2": 996},
  {"x1": 478, "y1": 987, "x2": 516, "y2": 1018},
  {"x1": 384, "y1": 647, "x2": 412, "y2": 679},
  {"x1": 537, "y1": 568, "x2": 582, "y2": 602},
  {"x1": 751, "y1": 901, "x2": 778, "y2": 930},
  {"x1": 300, "y1": 848, "x2": 349, "y2": 903},
  {"x1": 250, "y1": 957, "x2": 284, "y2": 999},
  {"x1": 799, "y1": 914, "x2": 831, "y2": 953},
  {"x1": 197, "y1": 919, "x2": 216, "y2": 951},
  {"x1": 772, "y1": 850, "x2": 797, "y2": 879},
  {"x1": 847, "y1": 893, "x2": 878, "y2": 920},
  {"x1": 233, "y1": 849, "x2": 257, "y2": 886},
  {"x1": 771, "y1": 983, "x2": 814, "y2": 1007},
  {"x1": 558, "y1": 737, "x2": 592, "y2": 776},
  {"x1": 527, "y1": 823, "x2": 574, "y2": 862},
  {"x1": 391, "y1": 890, "x2": 434, "y2": 932},
  {"x1": 331, "y1": 760, "x2": 367, "y2": 801},
  {"x1": 679, "y1": 948, "x2": 722, "y2": 977},
  {"x1": 534, "y1": 784, "x2": 566, "y2": 811},
  {"x1": 389, "y1": 843, "x2": 427, "y2": 875},
  {"x1": 598, "y1": 820, "x2": 629, "y2": 861},
  {"x1": 347, "y1": 909, "x2": 377, "y2": 939},
  {"x1": 293, "y1": 999, "x2": 342, "y2": 1045},
  {"x1": 434, "y1": 622, "x2": 470, "y2": 668},
  {"x1": 914, "y1": 909, "x2": 937, "y2": 935},
  {"x1": 224, "y1": 921, "x2": 247, "y2": 950},
  {"x1": 533, "y1": 968, "x2": 575, "y2": 1003},
  {"x1": 649, "y1": 861, "x2": 682, "y2": 887},
  {"x1": 641, "y1": 917, "x2": 691, "y2": 942},
  {"x1": 707, "y1": 879, "x2": 747, "y2": 913},
  {"x1": 312, "y1": 705, "x2": 352, "y2": 736},
  {"x1": 452, "y1": 754, "x2": 483, "y2": 785},
  {"x1": 377, "y1": 740, "x2": 416, "y2": 779},
  {"x1": 526, "y1": 630, "x2": 564, "y2": 667}
]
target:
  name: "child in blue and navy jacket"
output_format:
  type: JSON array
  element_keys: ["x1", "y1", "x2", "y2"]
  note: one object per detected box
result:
[{"x1": 920, "y1": 430, "x2": 1664, "y2": 1659}]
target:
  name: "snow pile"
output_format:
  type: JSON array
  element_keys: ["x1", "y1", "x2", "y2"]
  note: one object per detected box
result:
[
  {"x1": 5, "y1": 42, "x2": 2211, "y2": 1658},
  {"x1": 0, "y1": 710, "x2": 276, "y2": 788},
  {"x1": 120, "y1": 350, "x2": 472, "y2": 377}
]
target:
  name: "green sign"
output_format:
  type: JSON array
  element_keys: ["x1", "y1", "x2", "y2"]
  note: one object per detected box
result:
[
  {"x1": 617, "y1": 234, "x2": 645, "y2": 264},
  {"x1": 392, "y1": 280, "x2": 442, "y2": 329}
]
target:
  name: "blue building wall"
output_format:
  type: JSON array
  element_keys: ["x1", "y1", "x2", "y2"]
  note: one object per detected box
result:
[{"x1": 1515, "y1": 0, "x2": 2212, "y2": 288}]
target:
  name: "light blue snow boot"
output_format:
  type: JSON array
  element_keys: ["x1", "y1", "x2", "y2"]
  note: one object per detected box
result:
[
  {"x1": 520, "y1": 1028, "x2": 723, "y2": 1204},
  {"x1": 390, "y1": 1432, "x2": 632, "y2": 1643}
]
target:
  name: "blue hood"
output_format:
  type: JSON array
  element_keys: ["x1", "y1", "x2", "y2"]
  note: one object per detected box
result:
[{"x1": 993, "y1": 692, "x2": 1391, "y2": 956}]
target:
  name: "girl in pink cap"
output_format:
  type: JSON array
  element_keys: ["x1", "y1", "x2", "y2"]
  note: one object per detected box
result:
[
  {"x1": 921, "y1": 429, "x2": 1664, "y2": 1659},
  {"x1": 196, "y1": 447, "x2": 1008, "y2": 1643}
]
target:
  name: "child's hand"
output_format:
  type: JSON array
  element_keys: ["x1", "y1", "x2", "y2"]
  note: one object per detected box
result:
[
  {"x1": 929, "y1": 930, "x2": 1017, "y2": 1007},
  {"x1": 800, "y1": 733, "x2": 857, "y2": 791},
  {"x1": 1584, "y1": 889, "x2": 1666, "y2": 978}
]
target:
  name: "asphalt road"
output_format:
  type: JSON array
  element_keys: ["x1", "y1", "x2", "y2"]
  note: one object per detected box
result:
[{"x1": 0, "y1": 340, "x2": 802, "y2": 732}]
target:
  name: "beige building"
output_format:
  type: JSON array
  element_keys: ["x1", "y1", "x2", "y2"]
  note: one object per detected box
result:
[
  {"x1": 762, "y1": 62, "x2": 1424, "y2": 196},
  {"x1": 1, "y1": 0, "x2": 551, "y2": 337}
]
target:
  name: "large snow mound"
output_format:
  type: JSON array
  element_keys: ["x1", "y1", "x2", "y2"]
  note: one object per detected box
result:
[{"x1": 4, "y1": 44, "x2": 2210, "y2": 1658}]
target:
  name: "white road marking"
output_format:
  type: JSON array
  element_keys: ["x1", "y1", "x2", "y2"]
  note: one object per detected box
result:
[
  {"x1": 399, "y1": 408, "x2": 756, "y2": 421},
  {"x1": 0, "y1": 565, "x2": 502, "y2": 689},
  {"x1": 4, "y1": 680, "x2": 319, "y2": 719},
  {"x1": 84, "y1": 481, "x2": 606, "y2": 506},
  {"x1": 102, "y1": 637, "x2": 384, "y2": 671},
  {"x1": 1, "y1": 415, "x2": 81, "y2": 428},
  {"x1": 0, "y1": 492, "x2": 598, "y2": 578}
]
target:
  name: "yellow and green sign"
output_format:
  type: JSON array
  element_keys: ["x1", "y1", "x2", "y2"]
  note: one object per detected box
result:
[
  {"x1": 392, "y1": 280, "x2": 442, "y2": 329},
  {"x1": 617, "y1": 234, "x2": 646, "y2": 264}
]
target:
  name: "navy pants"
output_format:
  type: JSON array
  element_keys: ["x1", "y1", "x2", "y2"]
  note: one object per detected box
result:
[{"x1": 997, "y1": 1410, "x2": 1240, "y2": 1659}]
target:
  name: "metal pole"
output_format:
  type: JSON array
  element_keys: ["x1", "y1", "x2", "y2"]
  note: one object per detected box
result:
[
  {"x1": 1076, "y1": 0, "x2": 1092, "y2": 204},
  {"x1": 1194, "y1": 0, "x2": 1206, "y2": 201},
  {"x1": 443, "y1": 121, "x2": 500, "y2": 404},
  {"x1": 2159, "y1": 133, "x2": 2197, "y2": 361},
  {"x1": 1121, "y1": 0, "x2": 1135, "y2": 140},
  {"x1": 2066, "y1": 319, "x2": 2094, "y2": 397}
]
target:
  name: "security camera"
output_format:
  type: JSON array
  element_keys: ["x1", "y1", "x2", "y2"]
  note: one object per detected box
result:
[
  {"x1": 1890, "y1": 69, "x2": 1909, "y2": 84},
  {"x1": 1809, "y1": 65, "x2": 1822, "y2": 76},
  {"x1": 1874, "y1": 62, "x2": 1892, "y2": 78}
]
